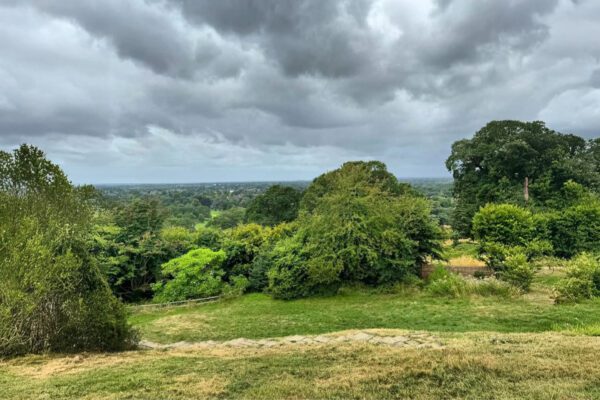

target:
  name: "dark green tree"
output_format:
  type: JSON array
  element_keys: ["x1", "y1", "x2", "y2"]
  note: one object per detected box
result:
[
  {"x1": 446, "y1": 120, "x2": 600, "y2": 236},
  {"x1": 267, "y1": 161, "x2": 442, "y2": 299},
  {"x1": 245, "y1": 185, "x2": 302, "y2": 226},
  {"x1": 207, "y1": 207, "x2": 246, "y2": 229}
]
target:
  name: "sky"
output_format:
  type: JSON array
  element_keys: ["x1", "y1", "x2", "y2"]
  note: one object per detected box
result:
[{"x1": 0, "y1": 0, "x2": 599, "y2": 184}]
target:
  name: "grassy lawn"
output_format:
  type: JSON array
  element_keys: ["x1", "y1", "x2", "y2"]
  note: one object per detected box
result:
[
  {"x1": 130, "y1": 277, "x2": 600, "y2": 344},
  {"x1": 3, "y1": 269, "x2": 600, "y2": 399},
  {"x1": 2, "y1": 332, "x2": 600, "y2": 399}
]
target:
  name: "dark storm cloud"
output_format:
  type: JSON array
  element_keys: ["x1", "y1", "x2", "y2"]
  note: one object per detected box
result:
[
  {"x1": 0, "y1": 0, "x2": 599, "y2": 183},
  {"x1": 29, "y1": 0, "x2": 198, "y2": 79}
]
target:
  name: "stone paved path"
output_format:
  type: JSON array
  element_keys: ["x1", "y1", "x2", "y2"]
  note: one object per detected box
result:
[{"x1": 139, "y1": 330, "x2": 444, "y2": 350}]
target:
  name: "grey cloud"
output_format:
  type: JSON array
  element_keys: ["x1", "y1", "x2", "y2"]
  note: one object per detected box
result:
[{"x1": 0, "y1": 0, "x2": 599, "y2": 183}]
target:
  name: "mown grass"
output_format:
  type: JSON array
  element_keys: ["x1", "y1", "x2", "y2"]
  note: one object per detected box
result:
[
  {"x1": 3, "y1": 268, "x2": 600, "y2": 399},
  {"x1": 130, "y1": 277, "x2": 600, "y2": 344},
  {"x1": 2, "y1": 332, "x2": 600, "y2": 399}
]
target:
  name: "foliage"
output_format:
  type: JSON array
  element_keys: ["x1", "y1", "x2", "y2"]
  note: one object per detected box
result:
[
  {"x1": 194, "y1": 225, "x2": 223, "y2": 250},
  {"x1": 152, "y1": 248, "x2": 226, "y2": 303},
  {"x1": 498, "y1": 252, "x2": 536, "y2": 291},
  {"x1": 555, "y1": 253, "x2": 600, "y2": 303},
  {"x1": 221, "y1": 223, "x2": 270, "y2": 279},
  {"x1": 245, "y1": 184, "x2": 302, "y2": 226},
  {"x1": 446, "y1": 120, "x2": 600, "y2": 236},
  {"x1": 92, "y1": 198, "x2": 196, "y2": 301},
  {"x1": 222, "y1": 275, "x2": 250, "y2": 299},
  {"x1": 0, "y1": 145, "x2": 135, "y2": 356},
  {"x1": 207, "y1": 207, "x2": 246, "y2": 229},
  {"x1": 545, "y1": 200, "x2": 600, "y2": 257},
  {"x1": 267, "y1": 161, "x2": 442, "y2": 299},
  {"x1": 425, "y1": 267, "x2": 517, "y2": 298},
  {"x1": 480, "y1": 243, "x2": 539, "y2": 291},
  {"x1": 472, "y1": 204, "x2": 535, "y2": 246}
]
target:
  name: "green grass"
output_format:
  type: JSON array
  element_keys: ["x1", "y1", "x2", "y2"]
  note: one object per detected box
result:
[
  {"x1": 4, "y1": 269, "x2": 600, "y2": 399},
  {"x1": 3, "y1": 332, "x2": 600, "y2": 399},
  {"x1": 130, "y1": 276, "x2": 600, "y2": 344}
]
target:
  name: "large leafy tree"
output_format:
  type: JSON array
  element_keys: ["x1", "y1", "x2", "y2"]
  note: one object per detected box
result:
[
  {"x1": 93, "y1": 198, "x2": 195, "y2": 301},
  {"x1": 245, "y1": 185, "x2": 302, "y2": 226},
  {"x1": 0, "y1": 145, "x2": 135, "y2": 356},
  {"x1": 267, "y1": 161, "x2": 441, "y2": 299},
  {"x1": 446, "y1": 120, "x2": 600, "y2": 236}
]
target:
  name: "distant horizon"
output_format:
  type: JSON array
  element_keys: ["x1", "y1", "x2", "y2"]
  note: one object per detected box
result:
[{"x1": 90, "y1": 175, "x2": 453, "y2": 187}]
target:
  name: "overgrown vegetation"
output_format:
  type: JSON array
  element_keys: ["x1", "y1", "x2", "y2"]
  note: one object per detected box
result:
[{"x1": 0, "y1": 145, "x2": 136, "y2": 357}]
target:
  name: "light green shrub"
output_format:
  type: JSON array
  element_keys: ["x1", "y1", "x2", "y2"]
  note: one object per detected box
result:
[
  {"x1": 555, "y1": 253, "x2": 600, "y2": 303},
  {"x1": 426, "y1": 266, "x2": 518, "y2": 298},
  {"x1": 152, "y1": 248, "x2": 226, "y2": 303}
]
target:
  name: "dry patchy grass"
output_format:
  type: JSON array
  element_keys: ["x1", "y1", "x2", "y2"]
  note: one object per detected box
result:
[{"x1": 2, "y1": 331, "x2": 600, "y2": 399}]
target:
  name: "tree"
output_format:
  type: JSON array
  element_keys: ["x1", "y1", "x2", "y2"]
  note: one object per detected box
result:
[
  {"x1": 152, "y1": 248, "x2": 226, "y2": 303},
  {"x1": 93, "y1": 198, "x2": 168, "y2": 301},
  {"x1": 0, "y1": 145, "x2": 135, "y2": 356},
  {"x1": 207, "y1": 207, "x2": 246, "y2": 229},
  {"x1": 267, "y1": 161, "x2": 442, "y2": 299},
  {"x1": 446, "y1": 120, "x2": 600, "y2": 236},
  {"x1": 245, "y1": 185, "x2": 302, "y2": 226}
]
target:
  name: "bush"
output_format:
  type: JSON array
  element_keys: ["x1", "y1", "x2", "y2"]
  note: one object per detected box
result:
[
  {"x1": 499, "y1": 252, "x2": 536, "y2": 291},
  {"x1": 221, "y1": 223, "x2": 270, "y2": 280},
  {"x1": 555, "y1": 253, "x2": 600, "y2": 303},
  {"x1": 194, "y1": 225, "x2": 223, "y2": 250},
  {"x1": 546, "y1": 202, "x2": 600, "y2": 258},
  {"x1": 152, "y1": 248, "x2": 226, "y2": 303},
  {"x1": 479, "y1": 244, "x2": 537, "y2": 291},
  {"x1": 425, "y1": 267, "x2": 516, "y2": 298},
  {"x1": 0, "y1": 145, "x2": 135, "y2": 356},
  {"x1": 472, "y1": 204, "x2": 534, "y2": 246},
  {"x1": 222, "y1": 275, "x2": 250, "y2": 299}
]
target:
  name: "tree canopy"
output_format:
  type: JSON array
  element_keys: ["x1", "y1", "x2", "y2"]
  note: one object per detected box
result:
[
  {"x1": 446, "y1": 120, "x2": 600, "y2": 236},
  {"x1": 267, "y1": 161, "x2": 441, "y2": 299},
  {"x1": 245, "y1": 185, "x2": 302, "y2": 226}
]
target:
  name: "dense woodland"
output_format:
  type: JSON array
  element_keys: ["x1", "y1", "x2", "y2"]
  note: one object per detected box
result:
[{"x1": 2, "y1": 120, "x2": 600, "y2": 356}]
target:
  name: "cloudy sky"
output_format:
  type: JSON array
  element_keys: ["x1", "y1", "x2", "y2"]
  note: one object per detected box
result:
[{"x1": 0, "y1": 0, "x2": 599, "y2": 183}]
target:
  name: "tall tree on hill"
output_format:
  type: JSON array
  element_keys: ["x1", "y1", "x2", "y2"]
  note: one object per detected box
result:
[{"x1": 446, "y1": 120, "x2": 600, "y2": 237}]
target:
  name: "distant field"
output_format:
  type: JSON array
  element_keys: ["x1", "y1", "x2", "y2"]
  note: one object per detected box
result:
[{"x1": 2, "y1": 269, "x2": 600, "y2": 399}]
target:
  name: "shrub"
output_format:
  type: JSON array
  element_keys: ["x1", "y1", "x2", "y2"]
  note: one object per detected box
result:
[
  {"x1": 546, "y1": 202, "x2": 600, "y2": 258},
  {"x1": 194, "y1": 225, "x2": 223, "y2": 250},
  {"x1": 266, "y1": 237, "x2": 318, "y2": 300},
  {"x1": 221, "y1": 223, "x2": 270, "y2": 279},
  {"x1": 152, "y1": 248, "x2": 226, "y2": 303},
  {"x1": 555, "y1": 253, "x2": 600, "y2": 303},
  {"x1": 222, "y1": 275, "x2": 250, "y2": 299},
  {"x1": 472, "y1": 204, "x2": 534, "y2": 246},
  {"x1": 479, "y1": 244, "x2": 537, "y2": 291},
  {"x1": 0, "y1": 145, "x2": 135, "y2": 356},
  {"x1": 499, "y1": 252, "x2": 536, "y2": 291},
  {"x1": 426, "y1": 267, "x2": 517, "y2": 298}
]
